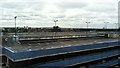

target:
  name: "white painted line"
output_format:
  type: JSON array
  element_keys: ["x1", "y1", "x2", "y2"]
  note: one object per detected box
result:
[{"x1": 4, "y1": 47, "x2": 15, "y2": 53}]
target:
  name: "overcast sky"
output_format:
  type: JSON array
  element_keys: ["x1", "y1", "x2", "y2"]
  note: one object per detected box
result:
[{"x1": 0, "y1": 0, "x2": 119, "y2": 28}]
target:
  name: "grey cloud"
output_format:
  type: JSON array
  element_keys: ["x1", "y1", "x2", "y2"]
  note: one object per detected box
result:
[
  {"x1": 85, "y1": 2, "x2": 117, "y2": 13},
  {"x1": 0, "y1": 2, "x2": 27, "y2": 9},
  {"x1": 30, "y1": 13, "x2": 47, "y2": 18},
  {"x1": 57, "y1": 1, "x2": 88, "y2": 9},
  {"x1": 0, "y1": 1, "x2": 45, "y2": 10},
  {"x1": 55, "y1": 15, "x2": 66, "y2": 18},
  {"x1": 87, "y1": 7, "x2": 116, "y2": 13}
]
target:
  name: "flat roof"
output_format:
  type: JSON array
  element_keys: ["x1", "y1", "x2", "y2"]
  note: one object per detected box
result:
[
  {"x1": 4, "y1": 38, "x2": 118, "y2": 52},
  {"x1": 2, "y1": 37, "x2": 119, "y2": 62}
]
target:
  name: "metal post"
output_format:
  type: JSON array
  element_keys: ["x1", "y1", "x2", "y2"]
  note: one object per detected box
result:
[
  {"x1": 86, "y1": 22, "x2": 90, "y2": 29},
  {"x1": 85, "y1": 22, "x2": 90, "y2": 37},
  {"x1": 114, "y1": 23, "x2": 118, "y2": 34},
  {"x1": 87, "y1": 23, "x2": 88, "y2": 28},
  {"x1": 6, "y1": 58, "x2": 9, "y2": 67},
  {"x1": 55, "y1": 21, "x2": 56, "y2": 26},
  {"x1": 14, "y1": 16, "x2": 17, "y2": 41},
  {"x1": 114, "y1": 23, "x2": 118, "y2": 29},
  {"x1": 104, "y1": 22, "x2": 109, "y2": 29},
  {"x1": 14, "y1": 16, "x2": 17, "y2": 36},
  {"x1": 53, "y1": 20, "x2": 58, "y2": 38},
  {"x1": 54, "y1": 20, "x2": 58, "y2": 26}
]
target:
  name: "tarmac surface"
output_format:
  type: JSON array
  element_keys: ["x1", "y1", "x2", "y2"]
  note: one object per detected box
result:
[{"x1": 4, "y1": 38, "x2": 118, "y2": 52}]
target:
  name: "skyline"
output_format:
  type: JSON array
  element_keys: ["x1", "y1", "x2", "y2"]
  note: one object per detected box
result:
[{"x1": 0, "y1": 0, "x2": 119, "y2": 28}]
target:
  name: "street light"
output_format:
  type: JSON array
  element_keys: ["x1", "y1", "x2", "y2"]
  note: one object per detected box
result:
[
  {"x1": 85, "y1": 22, "x2": 91, "y2": 37},
  {"x1": 104, "y1": 22, "x2": 109, "y2": 29},
  {"x1": 13, "y1": 16, "x2": 18, "y2": 41},
  {"x1": 53, "y1": 19, "x2": 58, "y2": 38},
  {"x1": 86, "y1": 22, "x2": 91, "y2": 29},
  {"x1": 54, "y1": 20, "x2": 58, "y2": 26},
  {"x1": 14, "y1": 16, "x2": 17, "y2": 36},
  {"x1": 114, "y1": 23, "x2": 118, "y2": 34},
  {"x1": 114, "y1": 23, "x2": 118, "y2": 29}
]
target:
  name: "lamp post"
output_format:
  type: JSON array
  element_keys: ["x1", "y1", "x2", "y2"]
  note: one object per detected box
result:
[
  {"x1": 104, "y1": 22, "x2": 109, "y2": 29},
  {"x1": 14, "y1": 16, "x2": 17, "y2": 41},
  {"x1": 54, "y1": 20, "x2": 58, "y2": 26},
  {"x1": 14, "y1": 16, "x2": 17, "y2": 36},
  {"x1": 85, "y1": 22, "x2": 90, "y2": 37},
  {"x1": 114, "y1": 23, "x2": 118, "y2": 34},
  {"x1": 86, "y1": 22, "x2": 91, "y2": 29},
  {"x1": 53, "y1": 20, "x2": 58, "y2": 38},
  {"x1": 114, "y1": 23, "x2": 118, "y2": 29}
]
